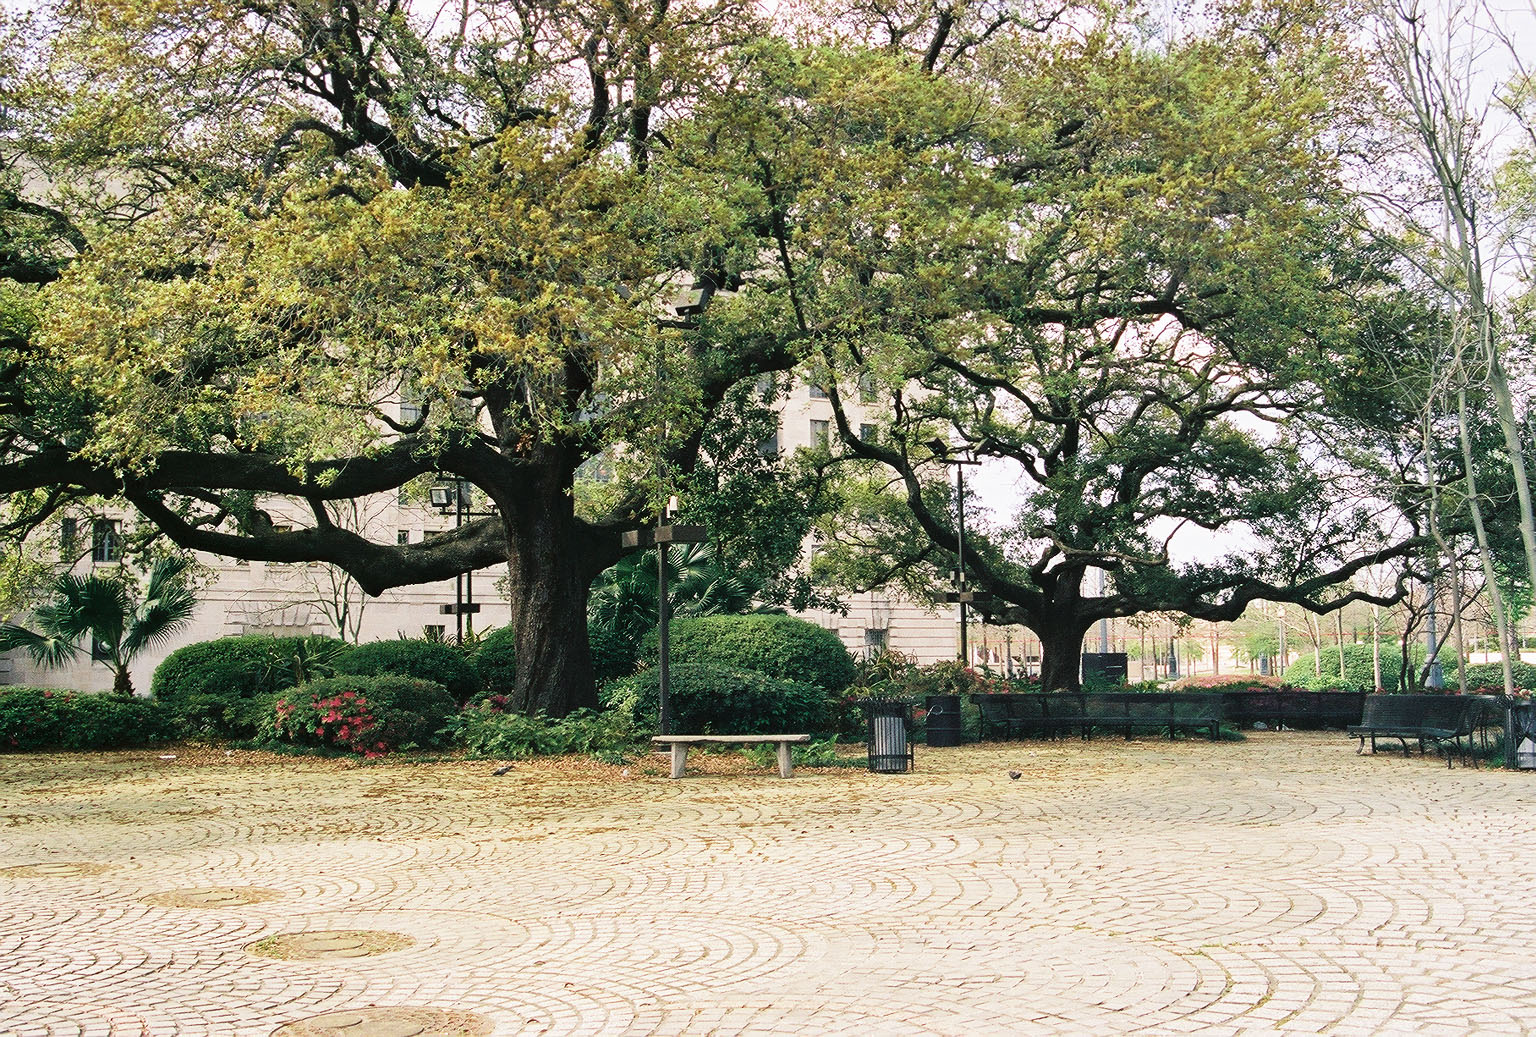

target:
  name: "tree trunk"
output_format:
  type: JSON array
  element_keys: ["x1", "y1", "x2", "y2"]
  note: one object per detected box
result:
[
  {"x1": 1037, "y1": 617, "x2": 1093, "y2": 691},
  {"x1": 502, "y1": 478, "x2": 602, "y2": 717}
]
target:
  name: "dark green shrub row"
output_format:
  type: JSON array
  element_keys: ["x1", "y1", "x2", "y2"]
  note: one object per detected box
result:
[
  {"x1": 446, "y1": 705, "x2": 635, "y2": 760},
  {"x1": 604, "y1": 661, "x2": 835, "y2": 735},
  {"x1": 335, "y1": 639, "x2": 480, "y2": 704},
  {"x1": 1454, "y1": 661, "x2": 1536, "y2": 693},
  {"x1": 1283, "y1": 643, "x2": 1422, "y2": 691},
  {"x1": 267, "y1": 675, "x2": 457, "y2": 756},
  {"x1": 0, "y1": 688, "x2": 175, "y2": 750},
  {"x1": 641, "y1": 615, "x2": 856, "y2": 694},
  {"x1": 472, "y1": 624, "x2": 640, "y2": 693},
  {"x1": 150, "y1": 634, "x2": 347, "y2": 738}
]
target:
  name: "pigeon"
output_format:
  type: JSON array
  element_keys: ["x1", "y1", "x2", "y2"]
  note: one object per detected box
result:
[
  {"x1": 1008, "y1": 770, "x2": 1022, "y2": 780},
  {"x1": 492, "y1": 764, "x2": 514, "y2": 776}
]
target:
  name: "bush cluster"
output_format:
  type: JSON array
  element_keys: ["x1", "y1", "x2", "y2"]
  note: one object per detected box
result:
[
  {"x1": 604, "y1": 661, "x2": 835, "y2": 735},
  {"x1": 1170, "y1": 674, "x2": 1287, "y2": 692},
  {"x1": 267, "y1": 675, "x2": 457, "y2": 756},
  {"x1": 334, "y1": 639, "x2": 480, "y2": 705},
  {"x1": 0, "y1": 688, "x2": 175, "y2": 750},
  {"x1": 1455, "y1": 661, "x2": 1536, "y2": 694},
  {"x1": 1283, "y1": 643, "x2": 1421, "y2": 691},
  {"x1": 447, "y1": 705, "x2": 635, "y2": 761},
  {"x1": 642, "y1": 614, "x2": 856, "y2": 693},
  {"x1": 150, "y1": 634, "x2": 345, "y2": 738}
]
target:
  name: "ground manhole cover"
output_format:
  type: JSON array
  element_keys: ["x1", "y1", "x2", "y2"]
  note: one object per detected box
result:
[
  {"x1": 0, "y1": 861, "x2": 113, "y2": 878},
  {"x1": 270, "y1": 1007, "x2": 491, "y2": 1036},
  {"x1": 142, "y1": 886, "x2": 282, "y2": 908},
  {"x1": 248, "y1": 930, "x2": 415, "y2": 960}
]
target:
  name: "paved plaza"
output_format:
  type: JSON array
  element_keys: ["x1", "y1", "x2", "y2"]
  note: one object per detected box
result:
[{"x1": 2, "y1": 733, "x2": 1535, "y2": 1036}]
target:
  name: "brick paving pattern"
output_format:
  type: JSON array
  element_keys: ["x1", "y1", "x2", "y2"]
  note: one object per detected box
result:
[{"x1": 2, "y1": 733, "x2": 1534, "y2": 1035}]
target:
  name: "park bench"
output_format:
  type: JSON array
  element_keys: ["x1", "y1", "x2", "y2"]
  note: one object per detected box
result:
[
  {"x1": 1220, "y1": 690, "x2": 1366, "y2": 731},
  {"x1": 1047, "y1": 692, "x2": 1223, "y2": 741},
  {"x1": 651, "y1": 734, "x2": 812, "y2": 779},
  {"x1": 1347, "y1": 694, "x2": 1476, "y2": 768},
  {"x1": 974, "y1": 695, "x2": 1050, "y2": 740},
  {"x1": 971, "y1": 693, "x2": 1221, "y2": 741}
]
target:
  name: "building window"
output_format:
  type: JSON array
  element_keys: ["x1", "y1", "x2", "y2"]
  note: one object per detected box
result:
[
  {"x1": 858, "y1": 371, "x2": 877, "y2": 403},
  {"x1": 809, "y1": 382, "x2": 829, "y2": 400},
  {"x1": 60, "y1": 517, "x2": 78, "y2": 560},
  {"x1": 423, "y1": 624, "x2": 446, "y2": 640},
  {"x1": 757, "y1": 431, "x2": 779, "y2": 459},
  {"x1": 400, "y1": 400, "x2": 423, "y2": 424},
  {"x1": 91, "y1": 519, "x2": 121, "y2": 564},
  {"x1": 810, "y1": 419, "x2": 831, "y2": 449},
  {"x1": 859, "y1": 423, "x2": 877, "y2": 442},
  {"x1": 864, "y1": 628, "x2": 888, "y2": 657},
  {"x1": 397, "y1": 530, "x2": 410, "y2": 545}
]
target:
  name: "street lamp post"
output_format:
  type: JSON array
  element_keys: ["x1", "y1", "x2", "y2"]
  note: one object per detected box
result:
[
  {"x1": 430, "y1": 478, "x2": 492, "y2": 645},
  {"x1": 622, "y1": 496, "x2": 706, "y2": 735},
  {"x1": 932, "y1": 443, "x2": 990, "y2": 665}
]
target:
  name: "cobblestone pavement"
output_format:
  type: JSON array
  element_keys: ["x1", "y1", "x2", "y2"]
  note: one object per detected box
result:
[{"x1": 3, "y1": 733, "x2": 1535, "y2": 1036}]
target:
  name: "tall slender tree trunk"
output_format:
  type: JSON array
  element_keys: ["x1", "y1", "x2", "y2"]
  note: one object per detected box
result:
[
  {"x1": 1456, "y1": 386, "x2": 1517, "y2": 695},
  {"x1": 1336, "y1": 610, "x2": 1346, "y2": 682}
]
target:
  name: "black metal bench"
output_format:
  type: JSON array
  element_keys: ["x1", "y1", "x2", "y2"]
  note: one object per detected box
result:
[
  {"x1": 1220, "y1": 690, "x2": 1366, "y2": 730},
  {"x1": 1346, "y1": 695, "x2": 1476, "y2": 768},
  {"x1": 972, "y1": 692, "x2": 1221, "y2": 741}
]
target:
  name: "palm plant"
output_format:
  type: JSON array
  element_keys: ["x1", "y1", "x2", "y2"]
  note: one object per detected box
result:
[
  {"x1": 588, "y1": 542, "x2": 761, "y2": 650},
  {"x1": 0, "y1": 557, "x2": 198, "y2": 694}
]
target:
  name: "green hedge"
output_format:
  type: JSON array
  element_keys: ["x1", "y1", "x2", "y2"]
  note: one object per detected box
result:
[
  {"x1": 334, "y1": 639, "x2": 480, "y2": 705},
  {"x1": 151, "y1": 634, "x2": 346, "y2": 738},
  {"x1": 641, "y1": 615, "x2": 856, "y2": 694},
  {"x1": 1283, "y1": 643, "x2": 1423, "y2": 691},
  {"x1": 588, "y1": 626, "x2": 637, "y2": 683},
  {"x1": 268, "y1": 675, "x2": 457, "y2": 755},
  {"x1": 604, "y1": 661, "x2": 835, "y2": 735},
  {"x1": 0, "y1": 688, "x2": 176, "y2": 750},
  {"x1": 1456, "y1": 661, "x2": 1536, "y2": 693},
  {"x1": 473, "y1": 625, "x2": 637, "y2": 697}
]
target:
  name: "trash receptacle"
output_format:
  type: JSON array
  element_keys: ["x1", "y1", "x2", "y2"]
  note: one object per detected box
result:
[
  {"x1": 1507, "y1": 702, "x2": 1536, "y2": 770},
  {"x1": 862, "y1": 699, "x2": 914, "y2": 774},
  {"x1": 925, "y1": 694, "x2": 963, "y2": 747}
]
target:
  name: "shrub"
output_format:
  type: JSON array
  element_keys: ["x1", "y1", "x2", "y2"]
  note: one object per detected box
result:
[
  {"x1": 151, "y1": 634, "x2": 346, "y2": 738},
  {"x1": 642, "y1": 615, "x2": 856, "y2": 693},
  {"x1": 603, "y1": 661, "x2": 835, "y2": 735},
  {"x1": 1455, "y1": 661, "x2": 1536, "y2": 694},
  {"x1": 1170, "y1": 674, "x2": 1286, "y2": 692},
  {"x1": 0, "y1": 688, "x2": 176, "y2": 750},
  {"x1": 267, "y1": 675, "x2": 457, "y2": 756},
  {"x1": 334, "y1": 639, "x2": 480, "y2": 705},
  {"x1": 470, "y1": 625, "x2": 637, "y2": 702},
  {"x1": 588, "y1": 625, "x2": 637, "y2": 683},
  {"x1": 1283, "y1": 643, "x2": 1421, "y2": 691},
  {"x1": 447, "y1": 705, "x2": 636, "y2": 760},
  {"x1": 472, "y1": 626, "x2": 518, "y2": 695}
]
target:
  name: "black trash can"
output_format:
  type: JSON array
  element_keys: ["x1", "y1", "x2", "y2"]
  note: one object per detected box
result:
[
  {"x1": 925, "y1": 694, "x2": 963, "y2": 747},
  {"x1": 1507, "y1": 702, "x2": 1536, "y2": 770},
  {"x1": 862, "y1": 699, "x2": 914, "y2": 774}
]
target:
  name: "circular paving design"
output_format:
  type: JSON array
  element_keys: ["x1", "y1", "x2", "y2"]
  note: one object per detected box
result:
[
  {"x1": 3, "y1": 735, "x2": 1536, "y2": 1035},
  {"x1": 247, "y1": 929, "x2": 415, "y2": 960},
  {"x1": 270, "y1": 1007, "x2": 491, "y2": 1036},
  {"x1": 142, "y1": 885, "x2": 283, "y2": 908},
  {"x1": 0, "y1": 860, "x2": 113, "y2": 878}
]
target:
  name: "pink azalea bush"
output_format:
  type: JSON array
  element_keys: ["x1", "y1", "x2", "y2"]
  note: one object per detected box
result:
[{"x1": 268, "y1": 675, "x2": 456, "y2": 757}]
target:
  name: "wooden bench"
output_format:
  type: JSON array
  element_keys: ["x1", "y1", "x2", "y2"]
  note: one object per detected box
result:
[
  {"x1": 1347, "y1": 695, "x2": 1476, "y2": 768},
  {"x1": 651, "y1": 734, "x2": 813, "y2": 779}
]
